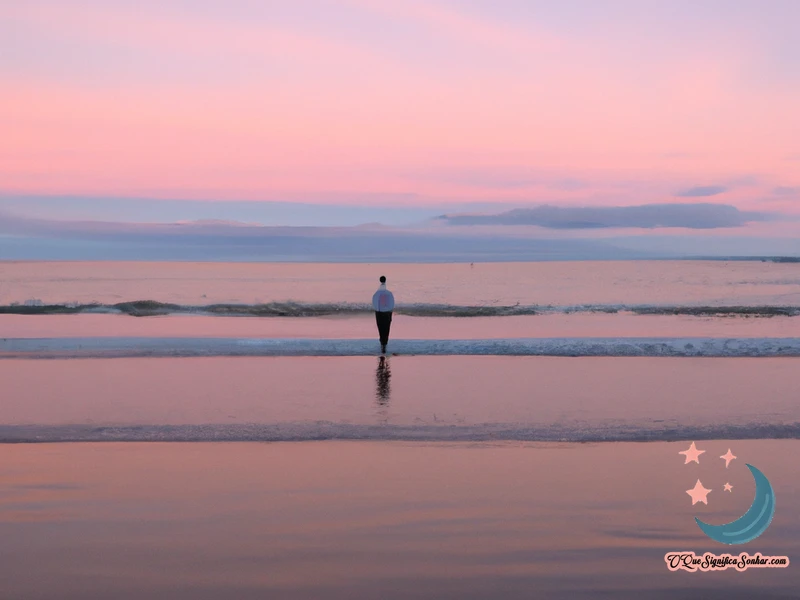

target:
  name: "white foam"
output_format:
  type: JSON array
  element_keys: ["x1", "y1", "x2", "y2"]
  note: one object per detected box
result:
[
  {"x1": 2, "y1": 421, "x2": 799, "y2": 443},
  {"x1": 2, "y1": 337, "x2": 800, "y2": 358}
]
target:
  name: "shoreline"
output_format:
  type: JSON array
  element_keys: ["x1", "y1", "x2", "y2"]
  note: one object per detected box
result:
[
  {"x1": 4, "y1": 356, "x2": 799, "y2": 434},
  {"x1": 4, "y1": 336, "x2": 800, "y2": 358},
  {"x1": 3, "y1": 422, "x2": 800, "y2": 444}
]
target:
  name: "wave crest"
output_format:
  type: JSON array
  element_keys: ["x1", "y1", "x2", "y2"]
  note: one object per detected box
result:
[
  {"x1": 3, "y1": 337, "x2": 800, "y2": 358},
  {"x1": 3, "y1": 421, "x2": 799, "y2": 443},
  {"x1": 1, "y1": 300, "x2": 799, "y2": 318}
]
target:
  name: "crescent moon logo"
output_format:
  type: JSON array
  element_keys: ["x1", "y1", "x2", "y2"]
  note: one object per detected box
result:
[{"x1": 695, "y1": 464, "x2": 776, "y2": 545}]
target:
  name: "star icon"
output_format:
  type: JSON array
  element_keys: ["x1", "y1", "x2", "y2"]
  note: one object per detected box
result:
[
  {"x1": 687, "y1": 479, "x2": 712, "y2": 505},
  {"x1": 724, "y1": 483, "x2": 733, "y2": 492},
  {"x1": 679, "y1": 442, "x2": 705, "y2": 464},
  {"x1": 720, "y1": 449, "x2": 737, "y2": 468}
]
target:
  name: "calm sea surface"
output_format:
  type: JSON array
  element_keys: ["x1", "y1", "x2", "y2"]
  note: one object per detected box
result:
[{"x1": 2, "y1": 260, "x2": 800, "y2": 307}]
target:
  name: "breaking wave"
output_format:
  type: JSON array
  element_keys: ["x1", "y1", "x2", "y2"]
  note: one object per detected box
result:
[
  {"x1": 3, "y1": 337, "x2": 800, "y2": 358},
  {"x1": 3, "y1": 421, "x2": 800, "y2": 443},
  {"x1": 2, "y1": 300, "x2": 800, "y2": 317}
]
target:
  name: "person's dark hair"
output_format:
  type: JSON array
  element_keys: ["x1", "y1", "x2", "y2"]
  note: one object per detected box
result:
[{"x1": 379, "y1": 276, "x2": 386, "y2": 283}]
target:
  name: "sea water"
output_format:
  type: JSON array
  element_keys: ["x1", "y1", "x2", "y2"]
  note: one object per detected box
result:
[
  {"x1": 3, "y1": 260, "x2": 800, "y2": 599},
  {"x1": 2, "y1": 260, "x2": 800, "y2": 442}
]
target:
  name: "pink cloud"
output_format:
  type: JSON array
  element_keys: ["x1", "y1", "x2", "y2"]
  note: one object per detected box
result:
[
  {"x1": 1, "y1": 1, "x2": 798, "y2": 208},
  {"x1": 347, "y1": 0, "x2": 564, "y2": 54},
  {"x1": 1, "y1": 3, "x2": 372, "y2": 66}
]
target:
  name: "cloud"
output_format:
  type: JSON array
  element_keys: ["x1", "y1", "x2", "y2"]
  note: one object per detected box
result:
[
  {"x1": 0, "y1": 195, "x2": 450, "y2": 227},
  {"x1": 725, "y1": 175, "x2": 760, "y2": 187},
  {"x1": 0, "y1": 211, "x2": 654, "y2": 262},
  {"x1": 549, "y1": 178, "x2": 588, "y2": 191},
  {"x1": 674, "y1": 185, "x2": 728, "y2": 197},
  {"x1": 399, "y1": 166, "x2": 593, "y2": 193},
  {"x1": 347, "y1": 0, "x2": 563, "y2": 55},
  {"x1": 438, "y1": 203, "x2": 768, "y2": 229},
  {"x1": 2, "y1": 2, "x2": 373, "y2": 71},
  {"x1": 2, "y1": 205, "x2": 799, "y2": 262},
  {"x1": 773, "y1": 186, "x2": 800, "y2": 196}
]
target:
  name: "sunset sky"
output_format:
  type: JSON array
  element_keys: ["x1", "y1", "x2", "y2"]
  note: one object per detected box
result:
[{"x1": 2, "y1": 0, "x2": 798, "y2": 220}]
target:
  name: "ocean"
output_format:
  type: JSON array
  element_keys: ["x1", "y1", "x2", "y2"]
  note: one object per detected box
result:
[
  {"x1": 4, "y1": 259, "x2": 800, "y2": 311},
  {"x1": 1, "y1": 260, "x2": 799, "y2": 598}
]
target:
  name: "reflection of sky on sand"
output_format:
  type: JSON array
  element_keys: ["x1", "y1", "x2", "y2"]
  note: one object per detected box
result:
[
  {"x1": 3, "y1": 357, "x2": 800, "y2": 431},
  {"x1": 0, "y1": 441, "x2": 797, "y2": 599}
]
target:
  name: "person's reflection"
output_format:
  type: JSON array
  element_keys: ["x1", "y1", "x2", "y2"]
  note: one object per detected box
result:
[{"x1": 375, "y1": 356, "x2": 391, "y2": 406}]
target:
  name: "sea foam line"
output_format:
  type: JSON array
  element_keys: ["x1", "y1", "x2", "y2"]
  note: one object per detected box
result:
[
  {"x1": 1, "y1": 300, "x2": 799, "y2": 317},
  {"x1": 2, "y1": 422, "x2": 800, "y2": 443},
  {"x1": 2, "y1": 337, "x2": 800, "y2": 358}
]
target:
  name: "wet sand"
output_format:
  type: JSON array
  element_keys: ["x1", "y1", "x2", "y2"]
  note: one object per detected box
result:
[
  {"x1": 2, "y1": 356, "x2": 800, "y2": 432},
  {"x1": 1, "y1": 441, "x2": 797, "y2": 599}
]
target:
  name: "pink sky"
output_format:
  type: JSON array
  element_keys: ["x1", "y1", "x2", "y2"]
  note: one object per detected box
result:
[{"x1": 1, "y1": 0, "x2": 798, "y2": 210}]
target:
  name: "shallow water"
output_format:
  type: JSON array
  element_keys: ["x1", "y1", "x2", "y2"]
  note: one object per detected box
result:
[
  {"x1": 3, "y1": 260, "x2": 800, "y2": 597},
  {"x1": 2, "y1": 356, "x2": 799, "y2": 442},
  {"x1": 1, "y1": 441, "x2": 797, "y2": 599},
  {"x1": 4, "y1": 312, "x2": 800, "y2": 339}
]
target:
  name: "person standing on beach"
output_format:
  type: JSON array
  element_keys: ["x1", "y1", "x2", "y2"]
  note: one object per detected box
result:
[{"x1": 372, "y1": 276, "x2": 395, "y2": 354}]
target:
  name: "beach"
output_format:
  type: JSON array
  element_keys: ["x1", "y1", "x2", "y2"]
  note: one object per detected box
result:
[
  {"x1": 2, "y1": 356, "x2": 800, "y2": 440},
  {"x1": 2, "y1": 261, "x2": 799, "y2": 598},
  {"x1": 2, "y1": 441, "x2": 798, "y2": 599},
  {"x1": 6, "y1": 0, "x2": 799, "y2": 595}
]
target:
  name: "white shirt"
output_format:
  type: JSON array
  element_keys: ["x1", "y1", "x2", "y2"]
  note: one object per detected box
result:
[{"x1": 372, "y1": 284, "x2": 395, "y2": 312}]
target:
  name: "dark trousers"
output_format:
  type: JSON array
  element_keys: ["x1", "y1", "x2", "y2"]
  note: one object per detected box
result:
[{"x1": 375, "y1": 311, "x2": 393, "y2": 346}]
